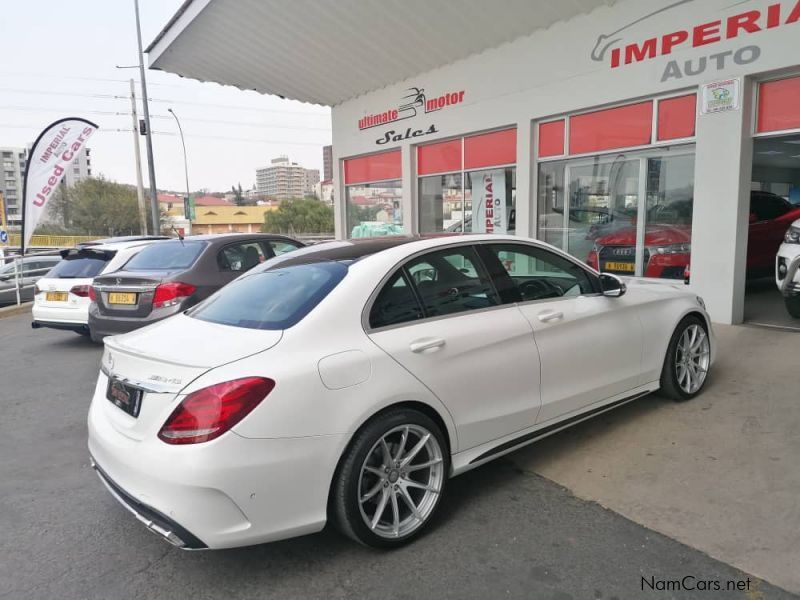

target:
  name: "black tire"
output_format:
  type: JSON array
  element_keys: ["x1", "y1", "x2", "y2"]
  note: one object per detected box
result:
[
  {"x1": 75, "y1": 329, "x2": 90, "y2": 337},
  {"x1": 785, "y1": 295, "x2": 800, "y2": 319},
  {"x1": 331, "y1": 407, "x2": 449, "y2": 548},
  {"x1": 659, "y1": 315, "x2": 710, "y2": 402}
]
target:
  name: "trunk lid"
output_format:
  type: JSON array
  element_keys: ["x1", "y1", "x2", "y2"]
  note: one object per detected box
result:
[
  {"x1": 93, "y1": 270, "x2": 179, "y2": 317},
  {"x1": 100, "y1": 313, "x2": 283, "y2": 440}
]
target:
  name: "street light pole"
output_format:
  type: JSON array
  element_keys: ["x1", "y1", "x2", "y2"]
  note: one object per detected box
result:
[
  {"x1": 133, "y1": 0, "x2": 160, "y2": 234},
  {"x1": 167, "y1": 108, "x2": 191, "y2": 218}
]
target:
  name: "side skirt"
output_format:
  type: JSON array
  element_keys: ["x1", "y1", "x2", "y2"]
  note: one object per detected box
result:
[{"x1": 450, "y1": 383, "x2": 659, "y2": 476}]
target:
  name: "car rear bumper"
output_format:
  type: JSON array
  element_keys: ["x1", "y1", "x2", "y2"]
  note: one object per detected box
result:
[
  {"x1": 87, "y1": 385, "x2": 346, "y2": 549},
  {"x1": 90, "y1": 458, "x2": 207, "y2": 549},
  {"x1": 32, "y1": 303, "x2": 90, "y2": 331},
  {"x1": 88, "y1": 304, "x2": 182, "y2": 339}
]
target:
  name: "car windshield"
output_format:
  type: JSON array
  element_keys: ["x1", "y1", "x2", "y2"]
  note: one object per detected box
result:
[
  {"x1": 189, "y1": 261, "x2": 347, "y2": 330},
  {"x1": 47, "y1": 251, "x2": 111, "y2": 279},
  {"x1": 124, "y1": 240, "x2": 205, "y2": 271}
]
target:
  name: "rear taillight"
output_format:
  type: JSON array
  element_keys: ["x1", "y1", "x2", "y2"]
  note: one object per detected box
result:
[
  {"x1": 153, "y1": 281, "x2": 196, "y2": 308},
  {"x1": 88, "y1": 286, "x2": 97, "y2": 302},
  {"x1": 158, "y1": 377, "x2": 275, "y2": 445},
  {"x1": 33, "y1": 283, "x2": 43, "y2": 296},
  {"x1": 70, "y1": 284, "x2": 91, "y2": 298}
]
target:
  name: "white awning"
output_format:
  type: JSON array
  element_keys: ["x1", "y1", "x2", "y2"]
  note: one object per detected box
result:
[{"x1": 147, "y1": 0, "x2": 611, "y2": 106}]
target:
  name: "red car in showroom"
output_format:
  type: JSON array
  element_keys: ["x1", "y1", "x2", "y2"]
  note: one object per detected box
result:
[{"x1": 587, "y1": 191, "x2": 800, "y2": 279}]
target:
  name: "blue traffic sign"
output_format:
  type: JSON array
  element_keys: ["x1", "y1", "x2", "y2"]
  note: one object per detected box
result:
[{"x1": 0, "y1": 230, "x2": 8, "y2": 244}]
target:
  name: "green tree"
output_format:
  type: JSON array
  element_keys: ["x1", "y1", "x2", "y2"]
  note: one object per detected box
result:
[
  {"x1": 66, "y1": 177, "x2": 143, "y2": 236},
  {"x1": 232, "y1": 183, "x2": 246, "y2": 206},
  {"x1": 262, "y1": 198, "x2": 333, "y2": 235}
]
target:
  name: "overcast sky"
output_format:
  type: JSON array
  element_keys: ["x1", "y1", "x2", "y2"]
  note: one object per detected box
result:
[{"x1": 0, "y1": 0, "x2": 332, "y2": 193}]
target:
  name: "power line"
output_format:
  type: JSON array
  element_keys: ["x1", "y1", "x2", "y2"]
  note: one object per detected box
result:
[
  {"x1": 0, "y1": 87, "x2": 330, "y2": 116},
  {"x1": 0, "y1": 104, "x2": 331, "y2": 131},
  {"x1": 0, "y1": 123, "x2": 328, "y2": 145}
]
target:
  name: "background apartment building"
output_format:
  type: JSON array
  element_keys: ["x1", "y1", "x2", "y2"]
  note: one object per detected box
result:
[
  {"x1": 255, "y1": 156, "x2": 320, "y2": 200},
  {"x1": 322, "y1": 145, "x2": 333, "y2": 182},
  {"x1": 1, "y1": 147, "x2": 27, "y2": 226}
]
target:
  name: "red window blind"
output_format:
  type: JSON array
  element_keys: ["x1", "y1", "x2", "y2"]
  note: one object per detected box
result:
[
  {"x1": 657, "y1": 94, "x2": 697, "y2": 141},
  {"x1": 569, "y1": 101, "x2": 653, "y2": 155},
  {"x1": 538, "y1": 120, "x2": 566, "y2": 157},
  {"x1": 757, "y1": 77, "x2": 800, "y2": 133},
  {"x1": 344, "y1": 150, "x2": 401, "y2": 185},
  {"x1": 464, "y1": 128, "x2": 516, "y2": 169},
  {"x1": 417, "y1": 139, "x2": 462, "y2": 175}
]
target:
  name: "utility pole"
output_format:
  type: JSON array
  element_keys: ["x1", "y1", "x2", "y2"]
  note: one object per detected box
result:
[
  {"x1": 134, "y1": 0, "x2": 160, "y2": 234},
  {"x1": 129, "y1": 79, "x2": 148, "y2": 235}
]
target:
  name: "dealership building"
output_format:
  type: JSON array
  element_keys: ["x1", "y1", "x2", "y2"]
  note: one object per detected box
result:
[{"x1": 147, "y1": 0, "x2": 800, "y2": 324}]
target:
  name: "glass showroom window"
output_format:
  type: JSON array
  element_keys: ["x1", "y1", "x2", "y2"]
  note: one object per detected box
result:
[
  {"x1": 536, "y1": 94, "x2": 698, "y2": 280},
  {"x1": 537, "y1": 146, "x2": 695, "y2": 279},
  {"x1": 345, "y1": 180, "x2": 403, "y2": 238},
  {"x1": 418, "y1": 129, "x2": 517, "y2": 234},
  {"x1": 343, "y1": 150, "x2": 403, "y2": 238}
]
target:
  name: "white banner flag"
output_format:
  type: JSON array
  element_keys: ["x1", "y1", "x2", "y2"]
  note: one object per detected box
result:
[
  {"x1": 22, "y1": 118, "x2": 98, "y2": 251},
  {"x1": 471, "y1": 169, "x2": 507, "y2": 234}
]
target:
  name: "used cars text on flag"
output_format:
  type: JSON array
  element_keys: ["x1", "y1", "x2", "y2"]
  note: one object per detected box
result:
[{"x1": 22, "y1": 118, "x2": 98, "y2": 253}]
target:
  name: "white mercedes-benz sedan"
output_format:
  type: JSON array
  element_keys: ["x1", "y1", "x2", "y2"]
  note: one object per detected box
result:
[{"x1": 88, "y1": 235, "x2": 714, "y2": 550}]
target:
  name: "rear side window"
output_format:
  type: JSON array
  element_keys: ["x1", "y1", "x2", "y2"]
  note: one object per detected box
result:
[
  {"x1": 190, "y1": 261, "x2": 347, "y2": 330},
  {"x1": 269, "y1": 240, "x2": 303, "y2": 256},
  {"x1": 405, "y1": 246, "x2": 498, "y2": 318},
  {"x1": 369, "y1": 270, "x2": 423, "y2": 329},
  {"x1": 47, "y1": 252, "x2": 111, "y2": 278},
  {"x1": 217, "y1": 242, "x2": 267, "y2": 272},
  {"x1": 124, "y1": 241, "x2": 205, "y2": 271}
]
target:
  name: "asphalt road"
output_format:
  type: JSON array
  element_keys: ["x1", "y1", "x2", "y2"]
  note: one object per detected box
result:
[{"x1": 0, "y1": 313, "x2": 795, "y2": 600}]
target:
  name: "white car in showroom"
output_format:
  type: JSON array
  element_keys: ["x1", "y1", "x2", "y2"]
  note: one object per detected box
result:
[
  {"x1": 32, "y1": 239, "x2": 164, "y2": 335},
  {"x1": 88, "y1": 235, "x2": 714, "y2": 550},
  {"x1": 777, "y1": 218, "x2": 800, "y2": 318}
]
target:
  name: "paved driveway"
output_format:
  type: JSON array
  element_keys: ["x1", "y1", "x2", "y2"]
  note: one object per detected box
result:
[{"x1": 0, "y1": 314, "x2": 795, "y2": 599}]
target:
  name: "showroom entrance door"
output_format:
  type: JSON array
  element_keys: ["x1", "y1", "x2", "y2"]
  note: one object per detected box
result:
[{"x1": 745, "y1": 76, "x2": 800, "y2": 331}]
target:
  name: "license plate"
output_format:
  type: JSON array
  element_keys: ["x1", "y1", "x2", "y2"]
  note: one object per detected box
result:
[
  {"x1": 108, "y1": 292, "x2": 137, "y2": 305},
  {"x1": 604, "y1": 261, "x2": 635, "y2": 272},
  {"x1": 106, "y1": 377, "x2": 143, "y2": 418},
  {"x1": 46, "y1": 291, "x2": 68, "y2": 302}
]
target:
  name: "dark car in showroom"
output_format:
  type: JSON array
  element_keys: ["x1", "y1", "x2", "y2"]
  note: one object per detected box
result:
[{"x1": 88, "y1": 233, "x2": 304, "y2": 342}]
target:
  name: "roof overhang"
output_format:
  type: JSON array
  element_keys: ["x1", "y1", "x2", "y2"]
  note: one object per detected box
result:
[{"x1": 147, "y1": 0, "x2": 612, "y2": 106}]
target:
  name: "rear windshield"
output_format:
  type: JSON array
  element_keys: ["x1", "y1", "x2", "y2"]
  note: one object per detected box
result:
[
  {"x1": 189, "y1": 261, "x2": 347, "y2": 330},
  {"x1": 47, "y1": 251, "x2": 112, "y2": 279},
  {"x1": 124, "y1": 241, "x2": 205, "y2": 271}
]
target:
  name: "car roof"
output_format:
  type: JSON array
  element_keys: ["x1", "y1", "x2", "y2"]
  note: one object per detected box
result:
[
  {"x1": 181, "y1": 232, "x2": 301, "y2": 244},
  {"x1": 78, "y1": 235, "x2": 170, "y2": 246},
  {"x1": 258, "y1": 234, "x2": 544, "y2": 270},
  {"x1": 259, "y1": 236, "x2": 419, "y2": 267}
]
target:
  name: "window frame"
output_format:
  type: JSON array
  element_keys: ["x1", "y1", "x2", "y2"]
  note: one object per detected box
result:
[{"x1": 363, "y1": 240, "x2": 601, "y2": 333}]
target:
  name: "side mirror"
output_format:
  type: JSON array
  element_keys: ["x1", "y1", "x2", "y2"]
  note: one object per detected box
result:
[{"x1": 600, "y1": 273, "x2": 627, "y2": 298}]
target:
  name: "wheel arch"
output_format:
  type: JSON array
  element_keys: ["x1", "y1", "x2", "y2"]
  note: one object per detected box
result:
[{"x1": 325, "y1": 399, "x2": 455, "y2": 516}]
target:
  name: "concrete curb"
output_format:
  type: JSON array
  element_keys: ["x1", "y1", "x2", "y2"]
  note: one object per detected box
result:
[{"x1": 0, "y1": 302, "x2": 32, "y2": 319}]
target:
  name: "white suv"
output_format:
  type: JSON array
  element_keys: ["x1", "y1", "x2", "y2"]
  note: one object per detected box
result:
[
  {"x1": 32, "y1": 240, "x2": 163, "y2": 335},
  {"x1": 777, "y1": 218, "x2": 800, "y2": 318}
]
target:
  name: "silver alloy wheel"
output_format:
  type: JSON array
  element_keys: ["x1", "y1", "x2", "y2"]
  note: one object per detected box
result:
[
  {"x1": 357, "y1": 424, "x2": 445, "y2": 539},
  {"x1": 675, "y1": 323, "x2": 710, "y2": 394}
]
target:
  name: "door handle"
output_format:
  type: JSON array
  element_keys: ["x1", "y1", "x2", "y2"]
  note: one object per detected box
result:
[
  {"x1": 410, "y1": 337, "x2": 446, "y2": 353},
  {"x1": 537, "y1": 309, "x2": 563, "y2": 323}
]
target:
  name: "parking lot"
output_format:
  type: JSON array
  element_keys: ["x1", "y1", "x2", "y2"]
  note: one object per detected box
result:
[{"x1": 1, "y1": 312, "x2": 797, "y2": 600}]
